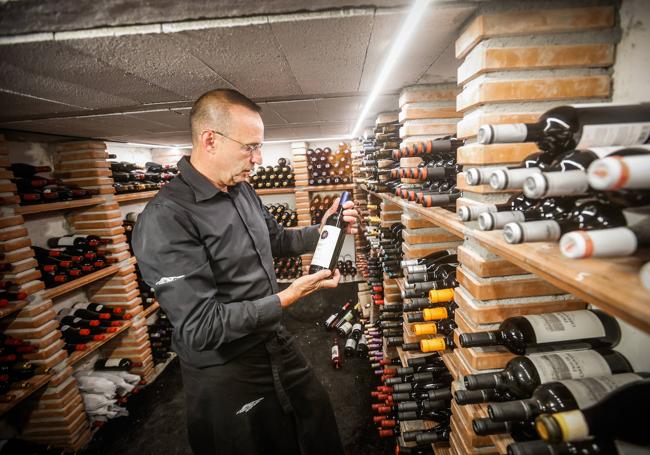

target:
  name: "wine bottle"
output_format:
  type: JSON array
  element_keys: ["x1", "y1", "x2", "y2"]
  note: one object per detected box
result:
[
  {"x1": 503, "y1": 200, "x2": 626, "y2": 244},
  {"x1": 459, "y1": 309, "x2": 620, "y2": 355},
  {"x1": 331, "y1": 337, "x2": 342, "y2": 369},
  {"x1": 507, "y1": 439, "x2": 650, "y2": 455},
  {"x1": 535, "y1": 379, "x2": 650, "y2": 445},
  {"x1": 477, "y1": 104, "x2": 650, "y2": 151},
  {"x1": 464, "y1": 349, "x2": 635, "y2": 399},
  {"x1": 488, "y1": 373, "x2": 650, "y2": 423},
  {"x1": 402, "y1": 335, "x2": 455, "y2": 353},
  {"x1": 94, "y1": 358, "x2": 136, "y2": 371},
  {"x1": 458, "y1": 194, "x2": 536, "y2": 222},
  {"x1": 588, "y1": 153, "x2": 650, "y2": 191},
  {"x1": 478, "y1": 196, "x2": 578, "y2": 232},
  {"x1": 559, "y1": 218, "x2": 650, "y2": 259},
  {"x1": 473, "y1": 418, "x2": 537, "y2": 440},
  {"x1": 309, "y1": 192, "x2": 351, "y2": 273}
]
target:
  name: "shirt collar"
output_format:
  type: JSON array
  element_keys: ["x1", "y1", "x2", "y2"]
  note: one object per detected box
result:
[{"x1": 178, "y1": 156, "x2": 239, "y2": 202}]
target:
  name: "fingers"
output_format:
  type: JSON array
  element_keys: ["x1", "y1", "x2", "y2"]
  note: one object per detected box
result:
[
  {"x1": 321, "y1": 269, "x2": 341, "y2": 288},
  {"x1": 312, "y1": 269, "x2": 333, "y2": 280},
  {"x1": 341, "y1": 201, "x2": 354, "y2": 209}
]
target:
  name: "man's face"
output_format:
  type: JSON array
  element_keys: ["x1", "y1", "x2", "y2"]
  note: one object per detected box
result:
[{"x1": 215, "y1": 105, "x2": 264, "y2": 186}]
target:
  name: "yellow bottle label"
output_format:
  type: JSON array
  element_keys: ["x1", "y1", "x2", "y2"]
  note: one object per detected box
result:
[
  {"x1": 420, "y1": 338, "x2": 446, "y2": 352},
  {"x1": 414, "y1": 323, "x2": 438, "y2": 336},
  {"x1": 544, "y1": 410, "x2": 590, "y2": 442},
  {"x1": 423, "y1": 307, "x2": 448, "y2": 321},
  {"x1": 429, "y1": 288, "x2": 454, "y2": 304}
]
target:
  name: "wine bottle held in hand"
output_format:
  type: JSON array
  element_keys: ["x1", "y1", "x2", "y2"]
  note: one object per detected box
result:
[{"x1": 309, "y1": 191, "x2": 351, "y2": 273}]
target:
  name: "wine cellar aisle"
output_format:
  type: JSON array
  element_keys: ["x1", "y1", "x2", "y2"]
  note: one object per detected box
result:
[{"x1": 1, "y1": 0, "x2": 650, "y2": 454}]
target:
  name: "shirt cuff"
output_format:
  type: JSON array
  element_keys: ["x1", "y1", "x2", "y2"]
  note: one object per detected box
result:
[
  {"x1": 303, "y1": 224, "x2": 321, "y2": 250},
  {"x1": 254, "y1": 294, "x2": 282, "y2": 330}
]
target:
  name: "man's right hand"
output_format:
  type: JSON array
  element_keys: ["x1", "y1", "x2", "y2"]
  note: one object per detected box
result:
[{"x1": 277, "y1": 269, "x2": 341, "y2": 308}]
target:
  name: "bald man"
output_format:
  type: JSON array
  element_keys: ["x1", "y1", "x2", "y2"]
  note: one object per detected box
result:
[{"x1": 132, "y1": 89, "x2": 354, "y2": 455}]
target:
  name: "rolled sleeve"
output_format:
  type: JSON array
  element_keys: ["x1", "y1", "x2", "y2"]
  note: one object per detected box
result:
[{"x1": 255, "y1": 294, "x2": 282, "y2": 329}]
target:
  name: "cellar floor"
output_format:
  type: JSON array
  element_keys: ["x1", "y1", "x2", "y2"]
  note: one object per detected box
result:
[{"x1": 1, "y1": 282, "x2": 391, "y2": 455}]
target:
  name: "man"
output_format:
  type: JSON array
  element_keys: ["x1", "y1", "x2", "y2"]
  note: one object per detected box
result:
[{"x1": 132, "y1": 89, "x2": 358, "y2": 455}]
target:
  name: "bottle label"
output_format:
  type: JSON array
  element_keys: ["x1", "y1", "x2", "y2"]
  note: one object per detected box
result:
[
  {"x1": 559, "y1": 373, "x2": 642, "y2": 408},
  {"x1": 528, "y1": 350, "x2": 611, "y2": 383},
  {"x1": 576, "y1": 122, "x2": 650, "y2": 148},
  {"x1": 524, "y1": 311, "x2": 606, "y2": 343},
  {"x1": 331, "y1": 345, "x2": 340, "y2": 358},
  {"x1": 104, "y1": 358, "x2": 122, "y2": 368},
  {"x1": 311, "y1": 225, "x2": 342, "y2": 268},
  {"x1": 58, "y1": 236, "x2": 77, "y2": 246}
]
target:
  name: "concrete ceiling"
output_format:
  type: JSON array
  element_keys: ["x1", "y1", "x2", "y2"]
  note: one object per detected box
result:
[{"x1": 0, "y1": 1, "x2": 477, "y2": 145}]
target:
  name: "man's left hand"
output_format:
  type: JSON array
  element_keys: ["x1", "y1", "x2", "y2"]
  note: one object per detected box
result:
[{"x1": 320, "y1": 197, "x2": 359, "y2": 235}]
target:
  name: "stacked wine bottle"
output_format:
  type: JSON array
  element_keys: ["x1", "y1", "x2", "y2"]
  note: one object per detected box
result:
[
  {"x1": 75, "y1": 358, "x2": 142, "y2": 425},
  {"x1": 0, "y1": 334, "x2": 38, "y2": 401},
  {"x1": 392, "y1": 137, "x2": 464, "y2": 209},
  {"x1": 360, "y1": 121, "x2": 401, "y2": 193},
  {"x1": 310, "y1": 194, "x2": 333, "y2": 225},
  {"x1": 336, "y1": 257, "x2": 358, "y2": 281},
  {"x1": 265, "y1": 203, "x2": 298, "y2": 227},
  {"x1": 460, "y1": 103, "x2": 650, "y2": 250},
  {"x1": 34, "y1": 235, "x2": 110, "y2": 288},
  {"x1": 273, "y1": 257, "x2": 303, "y2": 281},
  {"x1": 57, "y1": 302, "x2": 131, "y2": 353},
  {"x1": 250, "y1": 158, "x2": 295, "y2": 189},
  {"x1": 9, "y1": 163, "x2": 100, "y2": 205},
  {"x1": 111, "y1": 161, "x2": 177, "y2": 194},
  {"x1": 452, "y1": 307, "x2": 650, "y2": 454},
  {"x1": 306, "y1": 144, "x2": 353, "y2": 186},
  {"x1": 323, "y1": 300, "x2": 367, "y2": 369},
  {"x1": 148, "y1": 311, "x2": 173, "y2": 364}
]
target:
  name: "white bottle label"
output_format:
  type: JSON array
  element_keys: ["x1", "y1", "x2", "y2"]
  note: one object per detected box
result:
[
  {"x1": 528, "y1": 350, "x2": 611, "y2": 383},
  {"x1": 311, "y1": 225, "x2": 342, "y2": 269},
  {"x1": 577, "y1": 122, "x2": 650, "y2": 148},
  {"x1": 524, "y1": 311, "x2": 606, "y2": 344},
  {"x1": 331, "y1": 345, "x2": 340, "y2": 358},
  {"x1": 58, "y1": 236, "x2": 77, "y2": 246},
  {"x1": 559, "y1": 373, "x2": 642, "y2": 408},
  {"x1": 104, "y1": 358, "x2": 122, "y2": 368}
]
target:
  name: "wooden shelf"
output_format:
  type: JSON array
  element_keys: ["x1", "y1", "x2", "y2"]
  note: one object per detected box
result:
[
  {"x1": 113, "y1": 190, "x2": 158, "y2": 203},
  {"x1": 361, "y1": 186, "x2": 465, "y2": 238},
  {"x1": 255, "y1": 188, "x2": 296, "y2": 195},
  {"x1": 0, "y1": 300, "x2": 28, "y2": 319},
  {"x1": 0, "y1": 374, "x2": 52, "y2": 417},
  {"x1": 472, "y1": 230, "x2": 650, "y2": 334},
  {"x1": 361, "y1": 186, "x2": 650, "y2": 333},
  {"x1": 142, "y1": 302, "x2": 160, "y2": 318},
  {"x1": 67, "y1": 320, "x2": 132, "y2": 367},
  {"x1": 42, "y1": 264, "x2": 120, "y2": 300},
  {"x1": 14, "y1": 197, "x2": 105, "y2": 216}
]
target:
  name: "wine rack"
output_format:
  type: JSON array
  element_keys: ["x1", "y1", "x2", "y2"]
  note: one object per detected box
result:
[{"x1": 0, "y1": 137, "x2": 157, "y2": 452}]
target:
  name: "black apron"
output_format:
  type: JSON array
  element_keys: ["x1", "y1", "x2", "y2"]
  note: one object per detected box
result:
[{"x1": 180, "y1": 329, "x2": 344, "y2": 455}]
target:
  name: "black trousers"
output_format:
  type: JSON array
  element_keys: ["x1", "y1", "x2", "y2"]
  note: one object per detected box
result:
[{"x1": 180, "y1": 331, "x2": 344, "y2": 455}]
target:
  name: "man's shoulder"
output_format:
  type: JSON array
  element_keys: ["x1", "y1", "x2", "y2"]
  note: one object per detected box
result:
[{"x1": 139, "y1": 180, "x2": 192, "y2": 223}]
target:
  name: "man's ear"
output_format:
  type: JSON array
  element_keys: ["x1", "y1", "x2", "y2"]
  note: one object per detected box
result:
[{"x1": 202, "y1": 130, "x2": 217, "y2": 154}]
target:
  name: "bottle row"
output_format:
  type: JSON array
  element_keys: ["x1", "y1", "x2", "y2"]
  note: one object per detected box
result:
[
  {"x1": 3, "y1": 163, "x2": 102, "y2": 206},
  {"x1": 250, "y1": 158, "x2": 295, "y2": 189},
  {"x1": 111, "y1": 160, "x2": 178, "y2": 194},
  {"x1": 306, "y1": 144, "x2": 353, "y2": 186},
  {"x1": 30, "y1": 235, "x2": 111, "y2": 289},
  {"x1": 265, "y1": 203, "x2": 298, "y2": 227}
]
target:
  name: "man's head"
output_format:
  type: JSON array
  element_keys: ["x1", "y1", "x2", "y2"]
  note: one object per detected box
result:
[{"x1": 189, "y1": 89, "x2": 264, "y2": 189}]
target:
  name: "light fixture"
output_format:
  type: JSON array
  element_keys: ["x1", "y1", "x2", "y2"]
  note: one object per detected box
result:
[
  {"x1": 350, "y1": 0, "x2": 431, "y2": 138},
  {"x1": 263, "y1": 135, "x2": 353, "y2": 145}
]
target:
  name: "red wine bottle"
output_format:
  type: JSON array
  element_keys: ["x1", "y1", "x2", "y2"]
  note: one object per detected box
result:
[
  {"x1": 309, "y1": 191, "x2": 351, "y2": 273},
  {"x1": 458, "y1": 309, "x2": 620, "y2": 355}
]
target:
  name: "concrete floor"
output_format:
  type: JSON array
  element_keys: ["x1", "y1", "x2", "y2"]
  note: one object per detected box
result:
[{"x1": 1, "y1": 282, "x2": 392, "y2": 455}]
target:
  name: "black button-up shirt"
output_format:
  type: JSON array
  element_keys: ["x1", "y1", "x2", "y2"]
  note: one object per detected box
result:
[{"x1": 132, "y1": 156, "x2": 319, "y2": 367}]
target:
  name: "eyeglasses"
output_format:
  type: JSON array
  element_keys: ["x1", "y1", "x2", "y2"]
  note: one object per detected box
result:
[{"x1": 208, "y1": 130, "x2": 263, "y2": 156}]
